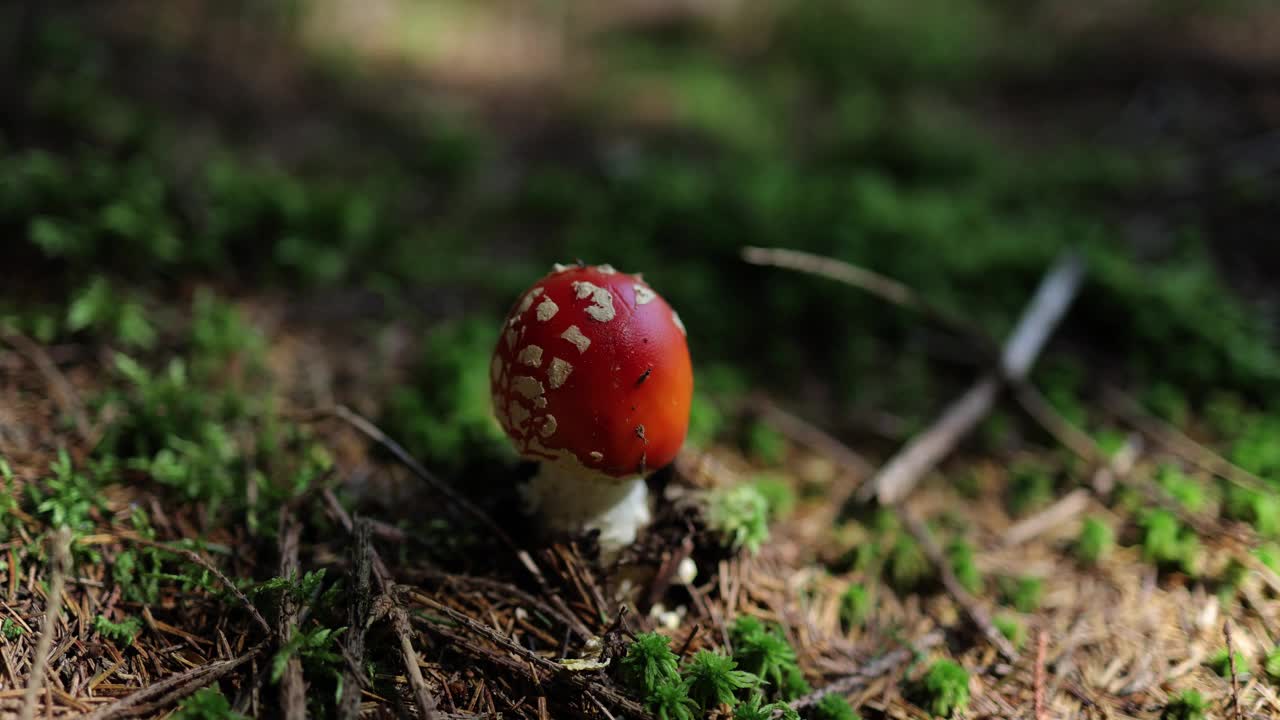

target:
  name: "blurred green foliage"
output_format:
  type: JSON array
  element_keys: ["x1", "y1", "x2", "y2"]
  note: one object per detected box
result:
[{"x1": 8, "y1": 2, "x2": 1280, "y2": 475}]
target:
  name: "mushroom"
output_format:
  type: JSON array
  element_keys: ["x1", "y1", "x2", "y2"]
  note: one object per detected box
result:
[{"x1": 490, "y1": 262, "x2": 693, "y2": 554}]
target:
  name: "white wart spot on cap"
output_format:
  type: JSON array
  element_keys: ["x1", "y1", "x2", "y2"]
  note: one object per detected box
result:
[
  {"x1": 634, "y1": 284, "x2": 655, "y2": 305},
  {"x1": 534, "y1": 397, "x2": 547, "y2": 409},
  {"x1": 540, "y1": 415, "x2": 557, "y2": 438},
  {"x1": 505, "y1": 328, "x2": 518, "y2": 349},
  {"x1": 536, "y1": 298, "x2": 559, "y2": 322},
  {"x1": 560, "y1": 325, "x2": 591, "y2": 353},
  {"x1": 672, "y1": 311, "x2": 686, "y2": 336},
  {"x1": 490, "y1": 354, "x2": 502, "y2": 384},
  {"x1": 572, "y1": 281, "x2": 616, "y2": 322},
  {"x1": 589, "y1": 451, "x2": 604, "y2": 462},
  {"x1": 548, "y1": 358, "x2": 573, "y2": 389},
  {"x1": 596, "y1": 264, "x2": 617, "y2": 274},
  {"x1": 509, "y1": 400, "x2": 531, "y2": 431},
  {"x1": 516, "y1": 287, "x2": 544, "y2": 316},
  {"x1": 517, "y1": 345, "x2": 543, "y2": 367},
  {"x1": 511, "y1": 376, "x2": 545, "y2": 400}
]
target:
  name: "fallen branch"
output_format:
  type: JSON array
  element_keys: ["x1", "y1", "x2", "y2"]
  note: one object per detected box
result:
[
  {"x1": 410, "y1": 592, "x2": 653, "y2": 720},
  {"x1": 1103, "y1": 387, "x2": 1271, "y2": 495},
  {"x1": 392, "y1": 604, "x2": 440, "y2": 720},
  {"x1": 864, "y1": 252, "x2": 1085, "y2": 504},
  {"x1": 899, "y1": 508, "x2": 1019, "y2": 662},
  {"x1": 19, "y1": 527, "x2": 70, "y2": 720},
  {"x1": 338, "y1": 520, "x2": 374, "y2": 720},
  {"x1": 277, "y1": 510, "x2": 306, "y2": 720},
  {"x1": 784, "y1": 630, "x2": 945, "y2": 714},
  {"x1": 1002, "y1": 488, "x2": 1092, "y2": 548},
  {"x1": 83, "y1": 640, "x2": 270, "y2": 720},
  {"x1": 1, "y1": 332, "x2": 90, "y2": 443},
  {"x1": 318, "y1": 490, "x2": 440, "y2": 720},
  {"x1": 1226, "y1": 621, "x2": 1244, "y2": 720},
  {"x1": 741, "y1": 247, "x2": 996, "y2": 354},
  {"x1": 315, "y1": 410, "x2": 594, "y2": 640},
  {"x1": 1034, "y1": 628, "x2": 1048, "y2": 720}
]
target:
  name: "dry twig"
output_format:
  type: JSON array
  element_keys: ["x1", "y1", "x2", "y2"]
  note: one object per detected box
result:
[
  {"x1": 1034, "y1": 627, "x2": 1048, "y2": 720},
  {"x1": 338, "y1": 520, "x2": 374, "y2": 720},
  {"x1": 19, "y1": 527, "x2": 70, "y2": 720},
  {"x1": 1, "y1": 332, "x2": 90, "y2": 443},
  {"x1": 1226, "y1": 620, "x2": 1244, "y2": 720},
  {"x1": 277, "y1": 510, "x2": 305, "y2": 720},
  {"x1": 784, "y1": 630, "x2": 945, "y2": 713},
  {"x1": 899, "y1": 508, "x2": 1019, "y2": 662},
  {"x1": 865, "y1": 252, "x2": 1085, "y2": 504},
  {"x1": 319, "y1": 490, "x2": 440, "y2": 720}
]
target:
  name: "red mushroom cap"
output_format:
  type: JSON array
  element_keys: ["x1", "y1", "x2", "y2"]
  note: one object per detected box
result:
[{"x1": 491, "y1": 263, "x2": 693, "y2": 479}]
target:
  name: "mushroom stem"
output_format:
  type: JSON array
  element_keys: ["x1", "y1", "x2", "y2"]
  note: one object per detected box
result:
[{"x1": 520, "y1": 461, "x2": 651, "y2": 555}]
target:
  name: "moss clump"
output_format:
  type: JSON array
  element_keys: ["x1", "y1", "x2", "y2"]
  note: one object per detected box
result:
[
  {"x1": 1007, "y1": 462, "x2": 1054, "y2": 516},
  {"x1": 813, "y1": 693, "x2": 861, "y2": 720},
  {"x1": 993, "y1": 614, "x2": 1025, "y2": 650},
  {"x1": 1207, "y1": 648, "x2": 1249, "y2": 678},
  {"x1": 887, "y1": 535, "x2": 929, "y2": 593},
  {"x1": 998, "y1": 576, "x2": 1043, "y2": 613},
  {"x1": 1264, "y1": 647, "x2": 1280, "y2": 680},
  {"x1": 1161, "y1": 690, "x2": 1207, "y2": 720},
  {"x1": 917, "y1": 660, "x2": 970, "y2": 718},
  {"x1": 839, "y1": 583, "x2": 871, "y2": 630},
  {"x1": 752, "y1": 474, "x2": 797, "y2": 520},
  {"x1": 171, "y1": 687, "x2": 248, "y2": 720},
  {"x1": 619, "y1": 632, "x2": 681, "y2": 695},
  {"x1": 730, "y1": 617, "x2": 802, "y2": 700},
  {"x1": 1156, "y1": 464, "x2": 1207, "y2": 513},
  {"x1": 1075, "y1": 517, "x2": 1114, "y2": 566},
  {"x1": 732, "y1": 692, "x2": 799, "y2": 720},
  {"x1": 947, "y1": 539, "x2": 982, "y2": 594},
  {"x1": 1138, "y1": 509, "x2": 1200, "y2": 575},
  {"x1": 648, "y1": 681, "x2": 697, "y2": 720},
  {"x1": 682, "y1": 650, "x2": 758, "y2": 712},
  {"x1": 707, "y1": 485, "x2": 771, "y2": 553}
]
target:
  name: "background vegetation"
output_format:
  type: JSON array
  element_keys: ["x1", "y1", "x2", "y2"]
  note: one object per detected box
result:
[{"x1": 4, "y1": 0, "x2": 1280, "y2": 718}]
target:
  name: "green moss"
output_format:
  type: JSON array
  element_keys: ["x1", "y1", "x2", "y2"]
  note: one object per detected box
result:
[
  {"x1": 997, "y1": 576, "x2": 1043, "y2": 613},
  {"x1": 1007, "y1": 462, "x2": 1054, "y2": 517},
  {"x1": 917, "y1": 660, "x2": 970, "y2": 718},
  {"x1": 681, "y1": 650, "x2": 758, "y2": 712},
  {"x1": 745, "y1": 421, "x2": 788, "y2": 466},
  {"x1": 1207, "y1": 648, "x2": 1249, "y2": 678},
  {"x1": 733, "y1": 692, "x2": 799, "y2": 720},
  {"x1": 648, "y1": 682, "x2": 697, "y2": 720},
  {"x1": 751, "y1": 474, "x2": 797, "y2": 520},
  {"x1": 1138, "y1": 509, "x2": 1201, "y2": 575},
  {"x1": 1161, "y1": 689, "x2": 1208, "y2": 720},
  {"x1": 93, "y1": 614, "x2": 142, "y2": 646},
  {"x1": 1156, "y1": 464, "x2": 1207, "y2": 513},
  {"x1": 947, "y1": 539, "x2": 982, "y2": 594},
  {"x1": 1222, "y1": 485, "x2": 1280, "y2": 537},
  {"x1": 171, "y1": 687, "x2": 248, "y2": 720},
  {"x1": 993, "y1": 614, "x2": 1025, "y2": 650},
  {"x1": 619, "y1": 632, "x2": 681, "y2": 695},
  {"x1": 1, "y1": 618, "x2": 25, "y2": 640},
  {"x1": 813, "y1": 693, "x2": 861, "y2": 720},
  {"x1": 1076, "y1": 517, "x2": 1115, "y2": 566},
  {"x1": 839, "y1": 583, "x2": 871, "y2": 630},
  {"x1": 707, "y1": 485, "x2": 772, "y2": 554},
  {"x1": 1264, "y1": 647, "x2": 1280, "y2": 681},
  {"x1": 887, "y1": 535, "x2": 929, "y2": 593},
  {"x1": 731, "y1": 618, "x2": 802, "y2": 700}
]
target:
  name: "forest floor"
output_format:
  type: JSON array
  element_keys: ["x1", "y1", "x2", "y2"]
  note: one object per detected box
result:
[{"x1": 6, "y1": 1, "x2": 1280, "y2": 719}]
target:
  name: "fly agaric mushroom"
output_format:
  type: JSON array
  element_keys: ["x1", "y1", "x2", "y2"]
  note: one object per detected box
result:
[{"x1": 491, "y1": 262, "x2": 693, "y2": 552}]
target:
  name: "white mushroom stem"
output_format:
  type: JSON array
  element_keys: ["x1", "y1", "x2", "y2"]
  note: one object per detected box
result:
[{"x1": 519, "y1": 456, "x2": 650, "y2": 557}]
